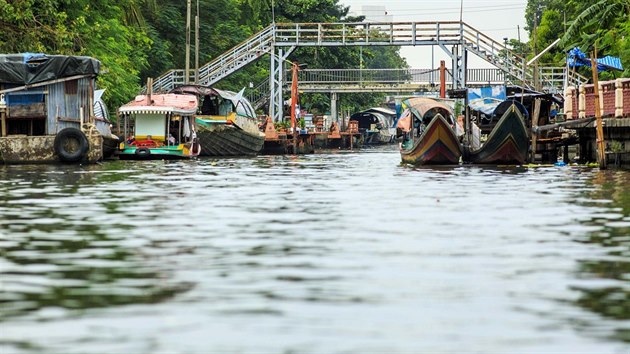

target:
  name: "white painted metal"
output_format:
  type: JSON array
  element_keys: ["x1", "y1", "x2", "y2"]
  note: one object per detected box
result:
[{"x1": 149, "y1": 21, "x2": 583, "y2": 116}]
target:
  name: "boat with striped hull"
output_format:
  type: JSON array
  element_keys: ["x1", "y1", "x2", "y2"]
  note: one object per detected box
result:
[
  {"x1": 467, "y1": 104, "x2": 528, "y2": 165},
  {"x1": 401, "y1": 114, "x2": 462, "y2": 165}
]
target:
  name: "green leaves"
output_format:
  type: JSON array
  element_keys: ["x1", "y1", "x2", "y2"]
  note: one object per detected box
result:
[
  {"x1": 1, "y1": 0, "x2": 407, "y2": 117},
  {"x1": 526, "y1": 0, "x2": 629, "y2": 77}
]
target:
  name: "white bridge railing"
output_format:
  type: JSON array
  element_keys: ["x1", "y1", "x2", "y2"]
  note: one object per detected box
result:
[{"x1": 149, "y1": 21, "x2": 587, "y2": 95}]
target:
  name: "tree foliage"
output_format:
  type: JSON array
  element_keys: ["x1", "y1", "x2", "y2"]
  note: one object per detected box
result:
[
  {"x1": 0, "y1": 0, "x2": 406, "y2": 116},
  {"x1": 525, "y1": 0, "x2": 630, "y2": 78}
]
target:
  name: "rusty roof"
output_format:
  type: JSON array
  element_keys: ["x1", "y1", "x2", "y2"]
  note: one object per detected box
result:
[{"x1": 119, "y1": 94, "x2": 198, "y2": 115}]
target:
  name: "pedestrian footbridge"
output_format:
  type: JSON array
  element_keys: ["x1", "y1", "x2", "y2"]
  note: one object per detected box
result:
[{"x1": 149, "y1": 21, "x2": 587, "y2": 121}]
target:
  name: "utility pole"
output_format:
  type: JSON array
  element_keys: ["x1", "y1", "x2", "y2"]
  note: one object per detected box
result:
[
  {"x1": 185, "y1": 0, "x2": 191, "y2": 84},
  {"x1": 532, "y1": 4, "x2": 546, "y2": 91},
  {"x1": 195, "y1": 0, "x2": 199, "y2": 84}
]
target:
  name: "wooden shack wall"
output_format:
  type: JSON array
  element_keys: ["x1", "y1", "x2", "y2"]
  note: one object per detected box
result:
[{"x1": 46, "y1": 77, "x2": 94, "y2": 134}]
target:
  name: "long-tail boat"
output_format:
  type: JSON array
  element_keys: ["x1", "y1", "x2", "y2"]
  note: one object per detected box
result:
[
  {"x1": 118, "y1": 94, "x2": 201, "y2": 160},
  {"x1": 169, "y1": 85, "x2": 265, "y2": 156},
  {"x1": 398, "y1": 97, "x2": 462, "y2": 165},
  {"x1": 467, "y1": 103, "x2": 528, "y2": 165}
]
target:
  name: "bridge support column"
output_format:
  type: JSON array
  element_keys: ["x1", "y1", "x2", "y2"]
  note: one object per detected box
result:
[
  {"x1": 269, "y1": 46, "x2": 295, "y2": 122},
  {"x1": 330, "y1": 92, "x2": 338, "y2": 124},
  {"x1": 439, "y1": 44, "x2": 467, "y2": 89}
]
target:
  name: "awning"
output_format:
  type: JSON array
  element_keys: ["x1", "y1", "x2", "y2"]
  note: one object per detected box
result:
[{"x1": 567, "y1": 47, "x2": 623, "y2": 72}]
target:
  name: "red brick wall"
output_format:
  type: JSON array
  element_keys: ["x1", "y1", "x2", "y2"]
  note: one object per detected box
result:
[
  {"x1": 601, "y1": 82, "x2": 616, "y2": 116},
  {"x1": 582, "y1": 81, "x2": 619, "y2": 117},
  {"x1": 584, "y1": 85, "x2": 596, "y2": 117}
]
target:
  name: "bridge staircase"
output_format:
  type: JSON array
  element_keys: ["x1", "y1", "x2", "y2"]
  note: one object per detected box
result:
[
  {"x1": 460, "y1": 23, "x2": 587, "y2": 91},
  {"x1": 149, "y1": 21, "x2": 588, "y2": 116},
  {"x1": 151, "y1": 24, "x2": 277, "y2": 93}
]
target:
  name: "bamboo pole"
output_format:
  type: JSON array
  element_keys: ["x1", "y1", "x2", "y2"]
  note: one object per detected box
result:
[{"x1": 590, "y1": 54, "x2": 606, "y2": 169}]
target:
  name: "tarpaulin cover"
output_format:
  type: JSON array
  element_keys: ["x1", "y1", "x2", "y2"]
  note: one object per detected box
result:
[
  {"x1": 0, "y1": 54, "x2": 100, "y2": 85},
  {"x1": 397, "y1": 97, "x2": 454, "y2": 130},
  {"x1": 567, "y1": 47, "x2": 623, "y2": 72},
  {"x1": 468, "y1": 85, "x2": 506, "y2": 115}
]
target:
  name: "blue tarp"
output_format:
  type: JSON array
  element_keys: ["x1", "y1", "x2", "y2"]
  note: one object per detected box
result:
[
  {"x1": 468, "y1": 85, "x2": 506, "y2": 116},
  {"x1": 567, "y1": 47, "x2": 623, "y2": 72}
]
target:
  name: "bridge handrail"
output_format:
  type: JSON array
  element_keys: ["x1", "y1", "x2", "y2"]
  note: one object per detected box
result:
[
  {"x1": 461, "y1": 23, "x2": 525, "y2": 63},
  {"x1": 197, "y1": 24, "x2": 275, "y2": 84},
  {"x1": 151, "y1": 21, "x2": 577, "y2": 94},
  {"x1": 274, "y1": 21, "x2": 463, "y2": 46}
]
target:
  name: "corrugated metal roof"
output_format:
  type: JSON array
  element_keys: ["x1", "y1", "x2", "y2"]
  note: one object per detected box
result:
[
  {"x1": 567, "y1": 48, "x2": 623, "y2": 72},
  {"x1": 598, "y1": 56, "x2": 623, "y2": 71},
  {"x1": 119, "y1": 94, "x2": 198, "y2": 115}
]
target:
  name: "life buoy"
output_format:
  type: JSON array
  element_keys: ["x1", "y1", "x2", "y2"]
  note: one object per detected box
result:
[
  {"x1": 54, "y1": 128, "x2": 89, "y2": 163},
  {"x1": 135, "y1": 147, "x2": 151, "y2": 157}
]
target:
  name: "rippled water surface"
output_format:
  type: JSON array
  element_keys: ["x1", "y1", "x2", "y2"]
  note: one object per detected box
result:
[{"x1": 1, "y1": 147, "x2": 629, "y2": 353}]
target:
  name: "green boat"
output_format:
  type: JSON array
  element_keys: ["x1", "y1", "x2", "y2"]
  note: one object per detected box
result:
[
  {"x1": 169, "y1": 85, "x2": 265, "y2": 156},
  {"x1": 118, "y1": 93, "x2": 202, "y2": 160}
]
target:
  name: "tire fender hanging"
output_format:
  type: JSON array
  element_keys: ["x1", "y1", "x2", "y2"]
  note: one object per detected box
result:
[{"x1": 54, "y1": 128, "x2": 90, "y2": 163}]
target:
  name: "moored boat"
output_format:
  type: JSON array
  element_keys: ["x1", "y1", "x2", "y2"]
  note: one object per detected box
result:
[
  {"x1": 398, "y1": 97, "x2": 462, "y2": 165},
  {"x1": 118, "y1": 94, "x2": 201, "y2": 160},
  {"x1": 169, "y1": 85, "x2": 265, "y2": 156},
  {"x1": 350, "y1": 107, "x2": 397, "y2": 145},
  {"x1": 467, "y1": 103, "x2": 528, "y2": 165}
]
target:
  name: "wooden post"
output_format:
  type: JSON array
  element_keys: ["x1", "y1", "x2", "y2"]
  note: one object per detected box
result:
[
  {"x1": 531, "y1": 98, "x2": 541, "y2": 163},
  {"x1": 591, "y1": 55, "x2": 606, "y2": 169},
  {"x1": 116, "y1": 111, "x2": 121, "y2": 138},
  {"x1": 1, "y1": 108, "x2": 6, "y2": 137},
  {"x1": 439, "y1": 60, "x2": 446, "y2": 98},
  {"x1": 290, "y1": 62, "x2": 299, "y2": 154}
]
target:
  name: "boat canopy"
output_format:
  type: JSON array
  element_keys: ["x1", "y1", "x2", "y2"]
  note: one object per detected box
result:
[
  {"x1": 0, "y1": 53, "x2": 100, "y2": 85},
  {"x1": 118, "y1": 94, "x2": 198, "y2": 115},
  {"x1": 169, "y1": 84, "x2": 256, "y2": 118},
  {"x1": 402, "y1": 97, "x2": 453, "y2": 122},
  {"x1": 363, "y1": 107, "x2": 396, "y2": 117},
  {"x1": 397, "y1": 97, "x2": 454, "y2": 131},
  {"x1": 351, "y1": 111, "x2": 393, "y2": 130}
]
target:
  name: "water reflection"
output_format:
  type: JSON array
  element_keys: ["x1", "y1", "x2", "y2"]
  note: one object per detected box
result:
[
  {"x1": 571, "y1": 171, "x2": 630, "y2": 342},
  {"x1": 1, "y1": 156, "x2": 630, "y2": 353},
  {"x1": 0, "y1": 164, "x2": 193, "y2": 322}
]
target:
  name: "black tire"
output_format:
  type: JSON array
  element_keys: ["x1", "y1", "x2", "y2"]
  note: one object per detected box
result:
[
  {"x1": 54, "y1": 128, "x2": 89, "y2": 163},
  {"x1": 135, "y1": 147, "x2": 151, "y2": 157}
]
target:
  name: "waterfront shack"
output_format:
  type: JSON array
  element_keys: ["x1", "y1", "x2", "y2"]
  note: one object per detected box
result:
[{"x1": 0, "y1": 53, "x2": 114, "y2": 164}]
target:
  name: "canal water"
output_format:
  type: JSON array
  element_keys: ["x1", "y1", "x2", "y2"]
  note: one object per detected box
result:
[{"x1": 1, "y1": 146, "x2": 629, "y2": 353}]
